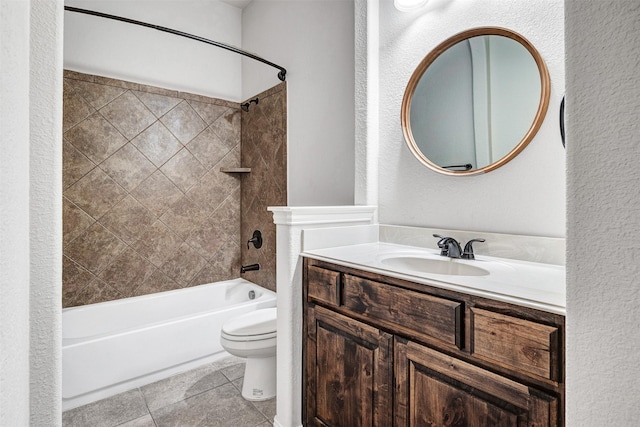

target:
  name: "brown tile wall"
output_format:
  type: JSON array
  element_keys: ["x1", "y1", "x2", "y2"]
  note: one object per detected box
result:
[
  {"x1": 240, "y1": 83, "x2": 287, "y2": 292},
  {"x1": 62, "y1": 71, "x2": 244, "y2": 307}
]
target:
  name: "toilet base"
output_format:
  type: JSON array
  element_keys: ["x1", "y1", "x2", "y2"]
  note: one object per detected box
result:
[{"x1": 241, "y1": 355, "x2": 276, "y2": 401}]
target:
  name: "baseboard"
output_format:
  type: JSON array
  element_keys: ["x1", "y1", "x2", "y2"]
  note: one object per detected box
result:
[{"x1": 272, "y1": 415, "x2": 303, "y2": 427}]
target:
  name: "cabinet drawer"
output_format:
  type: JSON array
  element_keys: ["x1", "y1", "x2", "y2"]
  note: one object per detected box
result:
[
  {"x1": 307, "y1": 266, "x2": 341, "y2": 306},
  {"x1": 471, "y1": 308, "x2": 561, "y2": 382},
  {"x1": 342, "y1": 274, "x2": 463, "y2": 349}
]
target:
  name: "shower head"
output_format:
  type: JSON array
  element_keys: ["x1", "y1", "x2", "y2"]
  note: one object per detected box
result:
[{"x1": 241, "y1": 97, "x2": 259, "y2": 112}]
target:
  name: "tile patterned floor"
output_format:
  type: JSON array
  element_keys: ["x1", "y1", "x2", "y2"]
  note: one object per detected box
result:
[{"x1": 62, "y1": 356, "x2": 275, "y2": 427}]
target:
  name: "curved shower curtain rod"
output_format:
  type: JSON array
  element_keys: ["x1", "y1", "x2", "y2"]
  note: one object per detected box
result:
[{"x1": 64, "y1": 6, "x2": 287, "y2": 82}]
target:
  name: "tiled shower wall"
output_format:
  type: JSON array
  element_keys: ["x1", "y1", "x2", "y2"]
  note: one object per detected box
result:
[
  {"x1": 240, "y1": 83, "x2": 287, "y2": 292},
  {"x1": 62, "y1": 71, "x2": 244, "y2": 307}
]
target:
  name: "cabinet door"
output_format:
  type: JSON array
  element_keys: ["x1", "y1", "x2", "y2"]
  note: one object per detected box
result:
[
  {"x1": 305, "y1": 305, "x2": 393, "y2": 427},
  {"x1": 395, "y1": 339, "x2": 559, "y2": 427}
]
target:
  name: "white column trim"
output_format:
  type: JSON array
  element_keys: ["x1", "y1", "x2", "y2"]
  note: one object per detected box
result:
[
  {"x1": 270, "y1": 205, "x2": 376, "y2": 226},
  {"x1": 267, "y1": 206, "x2": 376, "y2": 427}
]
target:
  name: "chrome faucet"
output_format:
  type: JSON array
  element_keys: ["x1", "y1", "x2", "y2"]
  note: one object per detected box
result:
[{"x1": 433, "y1": 234, "x2": 485, "y2": 259}]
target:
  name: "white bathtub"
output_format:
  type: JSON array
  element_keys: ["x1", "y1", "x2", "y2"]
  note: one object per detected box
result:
[{"x1": 62, "y1": 278, "x2": 276, "y2": 410}]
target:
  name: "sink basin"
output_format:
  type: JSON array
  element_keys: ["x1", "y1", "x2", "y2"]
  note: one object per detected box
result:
[{"x1": 379, "y1": 255, "x2": 490, "y2": 277}]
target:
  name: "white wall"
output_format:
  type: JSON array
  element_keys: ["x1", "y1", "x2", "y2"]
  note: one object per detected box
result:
[
  {"x1": 565, "y1": 1, "x2": 640, "y2": 425},
  {"x1": 242, "y1": 0, "x2": 356, "y2": 206},
  {"x1": 64, "y1": 0, "x2": 243, "y2": 101},
  {"x1": 1, "y1": 1, "x2": 32, "y2": 423},
  {"x1": 0, "y1": 0, "x2": 64, "y2": 425},
  {"x1": 376, "y1": 0, "x2": 565, "y2": 237}
]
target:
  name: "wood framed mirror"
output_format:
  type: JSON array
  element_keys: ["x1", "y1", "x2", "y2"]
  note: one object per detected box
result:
[{"x1": 401, "y1": 27, "x2": 550, "y2": 175}]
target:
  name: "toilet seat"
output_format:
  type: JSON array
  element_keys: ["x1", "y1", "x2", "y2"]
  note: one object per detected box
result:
[{"x1": 221, "y1": 308, "x2": 276, "y2": 342}]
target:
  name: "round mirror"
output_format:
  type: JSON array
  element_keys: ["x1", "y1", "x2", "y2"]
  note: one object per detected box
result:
[{"x1": 401, "y1": 27, "x2": 550, "y2": 175}]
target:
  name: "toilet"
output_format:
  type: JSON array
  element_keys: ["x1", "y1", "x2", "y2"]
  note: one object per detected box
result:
[{"x1": 220, "y1": 307, "x2": 277, "y2": 401}]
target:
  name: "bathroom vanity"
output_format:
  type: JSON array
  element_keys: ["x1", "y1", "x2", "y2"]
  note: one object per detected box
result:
[{"x1": 302, "y1": 244, "x2": 565, "y2": 426}]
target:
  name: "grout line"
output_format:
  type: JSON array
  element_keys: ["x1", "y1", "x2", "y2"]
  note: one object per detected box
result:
[
  {"x1": 249, "y1": 401, "x2": 272, "y2": 422},
  {"x1": 137, "y1": 387, "x2": 160, "y2": 427}
]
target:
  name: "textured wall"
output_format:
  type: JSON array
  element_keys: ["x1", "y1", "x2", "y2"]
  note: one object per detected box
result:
[
  {"x1": 62, "y1": 71, "x2": 242, "y2": 307},
  {"x1": 565, "y1": 1, "x2": 640, "y2": 425},
  {"x1": 376, "y1": 0, "x2": 566, "y2": 237},
  {"x1": 354, "y1": 0, "x2": 379, "y2": 211},
  {"x1": 241, "y1": 83, "x2": 287, "y2": 292},
  {"x1": 1, "y1": 0, "x2": 63, "y2": 424},
  {"x1": 30, "y1": 1, "x2": 64, "y2": 424},
  {"x1": 1, "y1": 2, "x2": 34, "y2": 424}
]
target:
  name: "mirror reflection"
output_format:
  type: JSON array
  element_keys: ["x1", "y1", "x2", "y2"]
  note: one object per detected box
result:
[{"x1": 402, "y1": 27, "x2": 550, "y2": 175}]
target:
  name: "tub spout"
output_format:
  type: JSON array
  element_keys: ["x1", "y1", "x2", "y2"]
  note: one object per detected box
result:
[{"x1": 241, "y1": 263, "x2": 260, "y2": 274}]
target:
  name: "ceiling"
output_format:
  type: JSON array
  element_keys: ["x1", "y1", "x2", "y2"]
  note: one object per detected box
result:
[{"x1": 221, "y1": 0, "x2": 253, "y2": 9}]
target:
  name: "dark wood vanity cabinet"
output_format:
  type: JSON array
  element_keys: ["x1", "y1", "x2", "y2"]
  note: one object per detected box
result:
[{"x1": 303, "y1": 258, "x2": 565, "y2": 427}]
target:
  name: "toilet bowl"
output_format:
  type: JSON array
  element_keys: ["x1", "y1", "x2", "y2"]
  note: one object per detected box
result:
[{"x1": 220, "y1": 307, "x2": 277, "y2": 401}]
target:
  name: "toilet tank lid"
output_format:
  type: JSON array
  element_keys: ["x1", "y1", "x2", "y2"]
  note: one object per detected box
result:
[{"x1": 222, "y1": 308, "x2": 277, "y2": 337}]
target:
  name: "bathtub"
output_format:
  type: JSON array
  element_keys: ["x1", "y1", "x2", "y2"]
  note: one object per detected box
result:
[{"x1": 62, "y1": 278, "x2": 276, "y2": 410}]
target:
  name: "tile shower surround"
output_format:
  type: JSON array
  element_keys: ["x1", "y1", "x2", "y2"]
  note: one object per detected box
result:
[
  {"x1": 62, "y1": 71, "x2": 286, "y2": 307},
  {"x1": 241, "y1": 83, "x2": 287, "y2": 292}
]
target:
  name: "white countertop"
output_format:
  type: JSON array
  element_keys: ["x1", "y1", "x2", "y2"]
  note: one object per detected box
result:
[{"x1": 302, "y1": 242, "x2": 566, "y2": 315}]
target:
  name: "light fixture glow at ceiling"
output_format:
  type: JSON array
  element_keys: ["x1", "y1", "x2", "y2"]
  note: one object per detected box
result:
[{"x1": 394, "y1": 0, "x2": 429, "y2": 12}]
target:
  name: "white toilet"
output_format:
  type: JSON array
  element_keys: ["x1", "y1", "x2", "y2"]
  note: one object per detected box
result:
[{"x1": 220, "y1": 307, "x2": 277, "y2": 401}]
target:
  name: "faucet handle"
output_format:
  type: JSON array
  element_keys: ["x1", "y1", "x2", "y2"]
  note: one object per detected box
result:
[
  {"x1": 433, "y1": 234, "x2": 449, "y2": 256},
  {"x1": 434, "y1": 234, "x2": 463, "y2": 258},
  {"x1": 247, "y1": 230, "x2": 263, "y2": 250},
  {"x1": 462, "y1": 238, "x2": 486, "y2": 260}
]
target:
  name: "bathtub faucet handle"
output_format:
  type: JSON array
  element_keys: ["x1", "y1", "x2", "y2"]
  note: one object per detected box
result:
[{"x1": 247, "y1": 230, "x2": 263, "y2": 250}]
